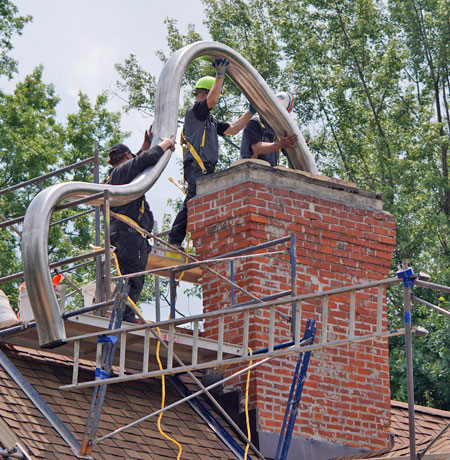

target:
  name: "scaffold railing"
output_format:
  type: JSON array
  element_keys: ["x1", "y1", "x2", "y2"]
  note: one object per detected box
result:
[{"x1": 61, "y1": 274, "x2": 409, "y2": 391}]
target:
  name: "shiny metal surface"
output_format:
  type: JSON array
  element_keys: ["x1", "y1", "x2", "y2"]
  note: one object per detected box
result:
[{"x1": 22, "y1": 40, "x2": 318, "y2": 348}]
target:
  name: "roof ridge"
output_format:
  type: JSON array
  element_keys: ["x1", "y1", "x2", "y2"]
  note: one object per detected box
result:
[{"x1": 391, "y1": 400, "x2": 450, "y2": 418}]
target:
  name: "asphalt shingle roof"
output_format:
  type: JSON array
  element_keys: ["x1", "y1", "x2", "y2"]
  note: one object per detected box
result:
[
  {"x1": 1, "y1": 345, "x2": 449, "y2": 460},
  {"x1": 333, "y1": 400, "x2": 450, "y2": 460},
  {"x1": 387, "y1": 400, "x2": 450, "y2": 457},
  {"x1": 0, "y1": 345, "x2": 243, "y2": 460}
]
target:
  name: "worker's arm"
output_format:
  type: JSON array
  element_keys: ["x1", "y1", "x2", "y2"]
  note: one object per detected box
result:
[
  {"x1": 207, "y1": 58, "x2": 229, "y2": 109},
  {"x1": 251, "y1": 133, "x2": 298, "y2": 155},
  {"x1": 136, "y1": 124, "x2": 153, "y2": 155},
  {"x1": 224, "y1": 111, "x2": 254, "y2": 135},
  {"x1": 134, "y1": 136, "x2": 176, "y2": 169},
  {"x1": 207, "y1": 76, "x2": 223, "y2": 109},
  {"x1": 158, "y1": 136, "x2": 176, "y2": 152}
]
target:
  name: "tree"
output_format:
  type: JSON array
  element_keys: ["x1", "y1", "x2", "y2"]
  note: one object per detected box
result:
[
  {"x1": 202, "y1": 0, "x2": 450, "y2": 408},
  {"x1": 48, "y1": 91, "x2": 127, "y2": 268},
  {"x1": 389, "y1": 0, "x2": 450, "y2": 279},
  {"x1": 114, "y1": 0, "x2": 450, "y2": 407},
  {"x1": 0, "y1": 70, "x2": 126, "y2": 307},
  {"x1": 0, "y1": 0, "x2": 31, "y2": 79},
  {"x1": 0, "y1": 66, "x2": 64, "y2": 304}
]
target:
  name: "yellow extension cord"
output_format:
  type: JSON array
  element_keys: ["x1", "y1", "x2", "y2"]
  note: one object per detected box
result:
[
  {"x1": 155, "y1": 324, "x2": 183, "y2": 460},
  {"x1": 244, "y1": 348, "x2": 253, "y2": 460},
  {"x1": 166, "y1": 176, "x2": 254, "y2": 457},
  {"x1": 109, "y1": 246, "x2": 183, "y2": 459},
  {"x1": 105, "y1": 174, "x2": 253, "y2": 459}
]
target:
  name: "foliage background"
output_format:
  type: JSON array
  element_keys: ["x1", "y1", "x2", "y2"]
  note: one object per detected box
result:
[
  {"x1": 115, "y1": 0, "x2": 450, "y2": 409},
  {"x1": 0, "y1": 0, "x2": 448, "y2": 409}
]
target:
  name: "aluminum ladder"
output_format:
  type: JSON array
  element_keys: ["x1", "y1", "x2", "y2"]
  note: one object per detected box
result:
[{"x1": 275, "y1": 319, "x2": 317, "y2": 460}]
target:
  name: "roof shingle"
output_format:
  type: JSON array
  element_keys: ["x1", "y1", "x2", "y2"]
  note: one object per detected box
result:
[{"x1": 0, "y1": 345, "x2": 245, "y2": 460}]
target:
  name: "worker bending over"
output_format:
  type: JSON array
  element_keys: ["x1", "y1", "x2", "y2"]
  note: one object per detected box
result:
[
  {"x1": 168, "y1": 58, "x2": 253, "y2": 250},
  {"x1": 240, "y1": 91, "x2": 298, "y2": 166},
  {"x1": 107, "y1": 129, "x2": 176, "y2": 322}
]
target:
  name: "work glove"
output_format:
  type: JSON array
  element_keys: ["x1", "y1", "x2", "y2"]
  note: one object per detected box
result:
[
  {"x1": 249, "y1": 104, "x2": 256, "y2": 115},
  {"x1": 213, "y1": 58, "x2": 230, "y2": 78}
]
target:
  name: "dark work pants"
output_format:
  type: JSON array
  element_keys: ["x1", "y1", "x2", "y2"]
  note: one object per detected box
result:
[
  {"x1": 111, "y1": 230, "x2": 150, "y2": 323},
  {"x1": 168, "y1": 160, "x2": 215, "y2": 245}
]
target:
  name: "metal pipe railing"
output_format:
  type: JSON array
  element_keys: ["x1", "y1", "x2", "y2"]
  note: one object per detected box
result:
[
  {"x1": 402, "y1": 263, "x2": 417, "y2": 460},
  {"x1": 0, "y1": 156, "x2": 95, "y2": 197},
  {"x1": 109, "y1": 249, "x2": 290, "y2": 281},
  {"x1": 63, "y1": 276, "x2": 402, "y2": 346},
  {"x1": 0, "y1": 249, "x2": 105, "y2": 285},
  {"x1": 0, "y1": 155, "x2": 104, "y2": 305},
  {"x1": 21, "y1": 40, "x2": 318, "y2": 348},
  {"x1": 412, "y1": 295, "x2": 450, "y2": 317},
  {"x1": 0, "y1": 154, "x2": 113, "y2": 346}
]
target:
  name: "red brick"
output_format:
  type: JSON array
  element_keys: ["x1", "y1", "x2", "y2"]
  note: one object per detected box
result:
[{"x1": 191, "y1": 170, "x2": 394, "y2": 450}]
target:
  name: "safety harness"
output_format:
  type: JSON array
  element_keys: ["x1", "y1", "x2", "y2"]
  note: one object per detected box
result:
[
  {"x1": 180, "y1": 124, "x2": 208, "y2": 176},
  {"x1": 252, "y1": 116, "x2": 281, "y2": 161},
  {"x1": 104, "y1": 174, "x2": 149, "y2": 238}
]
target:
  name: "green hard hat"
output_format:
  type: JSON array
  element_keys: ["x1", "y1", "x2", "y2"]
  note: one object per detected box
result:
[{"x1": 194, "y1": 76, "x2": 215, "y2": 91}]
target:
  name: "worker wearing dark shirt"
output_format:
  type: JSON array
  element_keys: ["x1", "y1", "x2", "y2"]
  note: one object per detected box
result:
[
  {"x1": 107, "y1": 132, "x2": 175, "y2": 322},
  {"x1": 240, "y1": 91, "x2": 298, "y2": 166},
  {"x1": 168, "y1": 59, "x2": 254, "y2": 249}
]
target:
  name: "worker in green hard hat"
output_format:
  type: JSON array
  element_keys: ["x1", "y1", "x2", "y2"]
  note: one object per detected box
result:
[
  {"x1": 168, "y1": 58, "x2": 254, "y2": 250},
  {"x1": 194, "y1": 75, "x2": 215, "y2": 91}
]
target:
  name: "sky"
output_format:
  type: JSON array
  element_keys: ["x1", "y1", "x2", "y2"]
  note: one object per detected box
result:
[
  {"x1": 3, "y1": 0, "x2": 210, "y2": 319},
  {"x1": 3, "y1": 0, "x2": 209, "y2": 226}
]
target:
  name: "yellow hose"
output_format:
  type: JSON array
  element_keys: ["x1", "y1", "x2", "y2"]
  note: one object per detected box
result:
[
  {"x1": 110, "y1": 246, "x2": 182, "y2": 458},
  {"x1": 244, "y1": 348, "x2": 253, "y2": 460},
  {"x1": 156, "y1": 325, "x2": 183, "y2": 460}
]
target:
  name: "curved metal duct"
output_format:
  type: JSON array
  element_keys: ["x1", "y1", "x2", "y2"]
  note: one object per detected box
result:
[{"x1": 22, "y1": 40, "x2": 318, "y2": 348}]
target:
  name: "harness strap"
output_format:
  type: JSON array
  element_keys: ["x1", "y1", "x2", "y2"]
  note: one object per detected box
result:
[
  {"x1": 104, "y1": 174, "x2": 147, "y2": 237},
  {"x1": 180, "y1": 125, "x2": 208, "y2": 176},
  {"x1": 114, "y1": 214, "x2": 148, "y2": 238},
  {"x1": 252, "y1": 117, "x2": 281, "y2": 161}
]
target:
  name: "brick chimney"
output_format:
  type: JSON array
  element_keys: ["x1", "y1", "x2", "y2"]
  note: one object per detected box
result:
[{"x1": 189, "y1": 162, "x2": 396, "y2": 456}]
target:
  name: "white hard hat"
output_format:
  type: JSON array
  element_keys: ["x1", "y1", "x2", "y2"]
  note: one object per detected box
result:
[{"x1": 276, "y1": 91, "x2": 294, "y2": 113}]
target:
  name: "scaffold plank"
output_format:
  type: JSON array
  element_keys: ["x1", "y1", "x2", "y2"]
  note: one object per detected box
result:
[{"x1": 146, "y1": 245, "x2": 202, "y2": 283}]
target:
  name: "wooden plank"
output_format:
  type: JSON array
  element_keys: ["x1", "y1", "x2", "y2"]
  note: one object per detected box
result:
[{"x1": 146, "y1": 245, "x2": 202, "y2": 284}]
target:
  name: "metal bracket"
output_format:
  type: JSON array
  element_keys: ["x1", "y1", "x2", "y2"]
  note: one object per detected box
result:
[{"x1": 396, "y1": 267, "x2": 416, "y2": 288}]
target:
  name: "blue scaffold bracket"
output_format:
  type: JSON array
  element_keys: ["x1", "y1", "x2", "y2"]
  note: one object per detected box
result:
[
  {"x1": 396, "y1": 267, "x2": 416, "y2": 288},
  {"x1": 95, "y1": 368, "x2": 110, "y2": 380},
  {"x1": 97, "y1": 335, "x2": 118, "y2": 344}
]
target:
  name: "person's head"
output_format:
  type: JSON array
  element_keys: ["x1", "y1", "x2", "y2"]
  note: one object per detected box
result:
[
  {"x1": 108, "y1": 143, "x2": 134, "y2": 167},
  {"x1": 194, "y1": 76, "x2": 215, "y2": 100},
  {"x1": 276, "y1": 91, "x2": 294, "y2": 113}
]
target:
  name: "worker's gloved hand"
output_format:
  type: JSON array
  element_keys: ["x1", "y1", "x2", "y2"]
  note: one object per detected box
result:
[
  {"x1": 249, "y1": 104, "x2": 256, "y2": 115},
  {"x1": 213, "y1": 58, "x2": 230, "y2": 78}
]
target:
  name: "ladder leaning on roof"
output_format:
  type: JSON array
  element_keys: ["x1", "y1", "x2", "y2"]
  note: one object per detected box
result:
[
  {"x1": 61, "y1": 273, "x2": 413, "y2": 391},
  {"x1": 275, "y1": 319, "x2": 317, "y2": 460},
  {"x1": 80, "y1": 279, "x2": 129, "y2": 456}
]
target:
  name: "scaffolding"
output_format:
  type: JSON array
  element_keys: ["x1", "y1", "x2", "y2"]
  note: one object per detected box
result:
[{"x1": 0, "y1": 138, "x2": 449, "y2": 460}]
